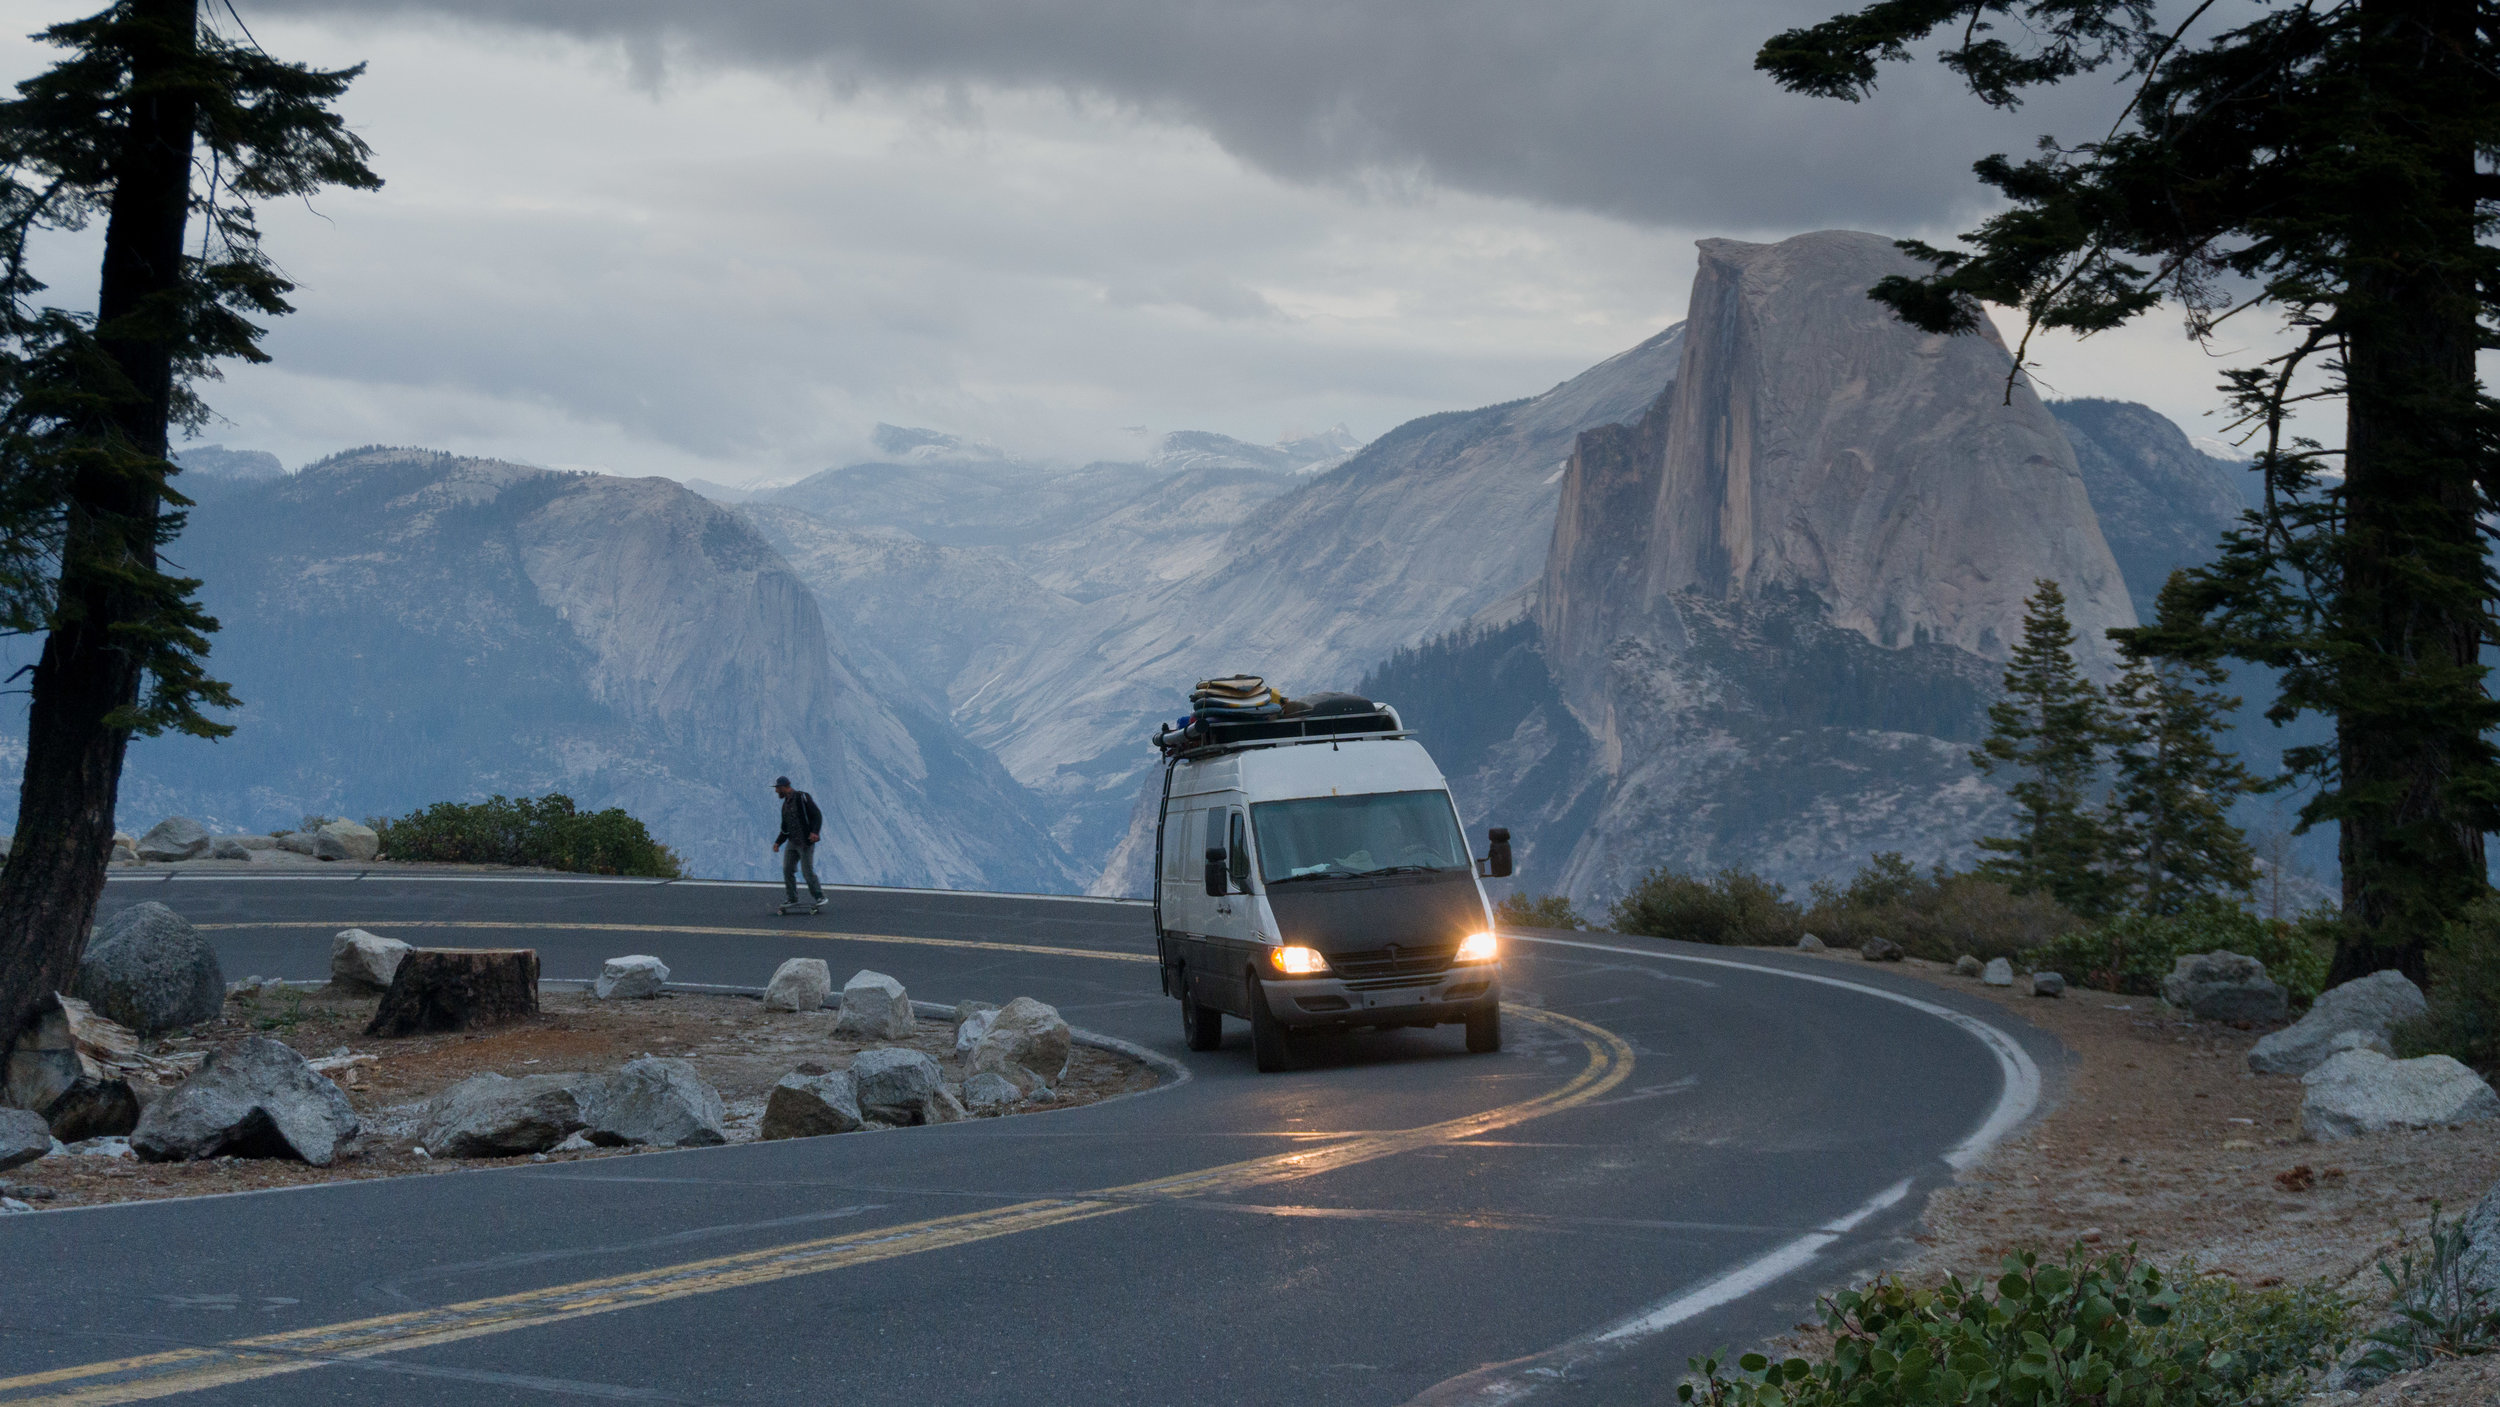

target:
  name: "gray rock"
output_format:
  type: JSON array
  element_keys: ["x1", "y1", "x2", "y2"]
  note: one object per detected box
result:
[
  {"x1": 954, "y1": 1005, "x2": 1000, "y2": 1054},
  {"x1": 762, "y1": 958, "x2": 832, "y2": 1013},
  {"x1": 72, "y1": 901, "x2": 224, "y2": 1033},
  {"x1": 967, "y1": 997, "x2": 1072, "y2": 1083},
  {"x1": 0, "y1": 1108, "x2": 51, "y2": 1172},
  {"x1": 66, "y1": 1136, "x2": 133, "y2": 1159},
  {"x1": 1982, "y1": 957, "x2": 2014, "y2": 987},
  {"x1": 584, "y1": 1057, "x2": 723, "y2": 1147},
  {"x1": 1795, "y1": 933, "x2": 1825, "y2": 952},
  {"x1": 209, "y1": 838, "x2": 252, "y2": 861},
  {"x1": 131, "y1": 1037, "x2": 360, "y2": 1165},
  {"x1": 759, "y1": 1070, "x2": 864, "y2": 1139},
  {"x1": 317, "y1": 820, "x2": 380, "y2": 863},
  {"x1": 848, "y1": 1047, "x2": 945, "y2": 1124},
  {"x1": 2031, "y1": 972, "x2": 2065, "y2": 998},
  {"x1": 1859, "y1": 937, "x2": 1903, "y2": 962},
  {"x1": 232, "y1": 834, "x2": 280, "y2": 852},
  {"x1": 835, "y1": 970, "x2": 913, "y2": 1041},
  {"x1": 2162, "y1": 951, "x2": 2289, "y2": 1024},
  {"x1": 1954, "y1": 955, "x2": 1983, "y2": 977},
  {"x1": 2465, "y1": 1175, "x2": 2500, "y2": 1297},
  {"x1": 133, "y1": 817, "x2": 211, "y2": 862},
  {"x1": 275, "y1": 831, "x2": 316, "y2": 856},
  {"x1": 960, "y1": 1071, "x2": 1022, "y2": 1113},
  {"x1": 2300, "y1": 1049, "x2": 2500, "y2": 1141},
  {"x1": 420, "y1": 1072, "x2": 598, "y2": 1157},
  {"x1": 594, "y1": 955, "x2": 669, "y2": 1000},
  {"x1": 329, "y1": 928, "x2": 412, "y2": 993},
  {"x1": 109, "y1": 835, "x2": 136, "y2": 863},
  {"x1": 311, "y1": 831, "x2": 350, "y2": 862},
  {"x1": 552, "y1": 1130, "x2": 595, "y2": 1153},
  {"x1": 41, "y1": 1078, "x2": 140, "y2": 1142},
  {"x1": 2249, "y1": 970, "x2": 2430, "y2": 1077}
]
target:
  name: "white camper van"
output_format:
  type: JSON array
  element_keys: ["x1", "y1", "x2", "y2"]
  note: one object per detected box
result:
[{"x1": 1152, "y1": 694, "x2": 1511, "y2": 1072}]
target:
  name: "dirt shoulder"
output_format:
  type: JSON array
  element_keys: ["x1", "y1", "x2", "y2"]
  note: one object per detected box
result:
[
  {"x1": 1784, "y1": 947, "x2": 2500, "y2": 1403},
  {"x1": 5, "y1": 984, "x2": 1158, "y2": 1212}
]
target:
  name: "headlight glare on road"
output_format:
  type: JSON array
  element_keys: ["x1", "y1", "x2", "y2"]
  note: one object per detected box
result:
[
  {"x1": 1456, "y1": 931, "x2": 1499, "y2": 963},
  {"x1": 1268, "y1": 945, "x2": 1330, "y2": 975}
]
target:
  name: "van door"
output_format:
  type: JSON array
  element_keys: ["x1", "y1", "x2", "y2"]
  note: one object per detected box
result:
[
  {"x1": 1164, "y1": 804, "x2": 1230, "y2": 1014},
  {"x1": 1197, "y1": 803, "x2": 1259, "y2": 1013}
]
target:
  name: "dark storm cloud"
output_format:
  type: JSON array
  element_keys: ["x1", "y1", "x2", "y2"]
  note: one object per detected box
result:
[{"x1": 251, "y1": 0, "x2": 2126, "y2": 230}]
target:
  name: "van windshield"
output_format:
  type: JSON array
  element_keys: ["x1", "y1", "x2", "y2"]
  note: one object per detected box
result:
[{"x1": 1252, "y1": 791, "x2": 1470, "y2": 883}]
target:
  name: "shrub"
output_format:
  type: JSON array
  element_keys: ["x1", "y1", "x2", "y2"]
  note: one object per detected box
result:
[
  {"x1": 2353, "y1": 1202, "x2": 2500, "y2": 1381},
  {"x1": 1678, "y1": 1246, "x2": 2356, "y2": 1407},
  {"x1": 1496, "y1": 892, "x2": 1584, "y2": 931},
  {"x1": 2393, "y1": 897, "x2": 2500, "y2": 1077},
  {"x1": 2032, "y1": 895, "x2": 2332, "y2": 1003},
  {"x1": 1609, "y1": 866, "x2": 1802, "y2": 946},
  {"x1": 372, "y1": 794, "x2": 682, "y2": 878},
  {"x1": 1804, "y1": 853, "x2": 2082, "y2": 961}
]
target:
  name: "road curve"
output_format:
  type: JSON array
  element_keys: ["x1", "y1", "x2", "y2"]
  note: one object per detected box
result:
[{"x1": 0, "y1": 874, "x2": 2060, "y2": 1406}]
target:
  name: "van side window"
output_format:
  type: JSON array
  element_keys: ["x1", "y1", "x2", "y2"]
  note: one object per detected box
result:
[
  {"x1": 1161, "y1": 807, "x2": 1185, "y2": 882},
  {"x1": 1228, "y1": 809, "x2": 1251, "y2": 891}
]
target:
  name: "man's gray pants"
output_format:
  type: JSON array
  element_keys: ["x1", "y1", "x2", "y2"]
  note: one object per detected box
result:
[{"x1": 782, "y1": 842, "x2": 822, "y2": 903}]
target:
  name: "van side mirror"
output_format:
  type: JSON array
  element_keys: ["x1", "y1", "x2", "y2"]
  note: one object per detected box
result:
[
  {"x1": 1480, "y1": 827, "x2": 1513, "y2": 879},
  {"x1": 1205, "y1": 846, "x2": 1228, "y2": 897}
]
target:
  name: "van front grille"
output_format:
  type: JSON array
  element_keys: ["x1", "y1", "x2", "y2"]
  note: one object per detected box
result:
[{"x1": 1329, "y1": 941, "x2": 1456, "y2": 983}]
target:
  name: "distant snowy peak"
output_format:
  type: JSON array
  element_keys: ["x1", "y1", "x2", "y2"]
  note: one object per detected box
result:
[
  {"x1": 1147, "y1": 424, "x2": 1364, "y2": 476},
  {"x1": 870, "y1": 423, "x2": 1006, "y2": 463}
]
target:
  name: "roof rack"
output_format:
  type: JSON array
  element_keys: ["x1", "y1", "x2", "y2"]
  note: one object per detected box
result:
[{"x1": 1157, "y1": 704, "x2": 1405, "y2": 759}]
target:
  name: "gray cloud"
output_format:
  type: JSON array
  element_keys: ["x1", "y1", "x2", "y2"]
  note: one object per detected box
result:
[{"x1": 250, "y1": 0, "x2": 2125, "y2": 231}]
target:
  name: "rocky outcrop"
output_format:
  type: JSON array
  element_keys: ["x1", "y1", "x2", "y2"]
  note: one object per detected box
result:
[
  {"x1": 2162, "y1": 951, "x2": 2288, "y2": 1024},
  {"x1": 0, "y1": 1108, "x2": 51, "y2": 1172},
  {"x1": 134, "y1": 817, "x2": 210, "y2": 862},
  {"x1": 2049, "y1": 399, "x2": 2253, "y2": 618},
  {"x1": 330, "y1": 929, "x2": 410, "y2": 993},
  {"x1": 72, "y1": 903, "x2": 224, "y2": 1034},
  {"x1": 759, "y1": 1069, "x2": 864, "y2": 1139},
  {"x1": 421, "y1": 1072, "x2": 597, "y2": 1157},
  {"x1": 584, "y1": 1057, "x2": 725, "y2": 1147},
  {"x1": 131, "y1": 1037, "x2": 360, "y2": 1165},
  {"x1": 595, "y1": 955, "x2": 669, "y2": 1000},
  {"x1": 2301, "y1": 1050, "x2": 2500, "y2": 1141},
  {"x1": 763, "y1": 958, "x2": 832, "y2": 1013},
  {"x1": 848, "y1": 1047, "x2": 953, "y2": 1125},
  {"x1": 835, "y1": 970, "x2": 913, "y2": 1041},
  {"x1": 964, "y1": 997, "x2": 1071, "y2": 1084},
  {"x1": 2250, "y1": 971, "x2": 2428, "y2": 1076}
]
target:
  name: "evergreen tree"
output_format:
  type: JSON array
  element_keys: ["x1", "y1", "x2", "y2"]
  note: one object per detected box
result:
[
  {"x1": 0, "y1": 2, "x2": 378, "y2": 1050},
  {"x1": 1972, "y1": 580, "x2": 2116, "y2": 916},
  {"x1": 2105, "y1": 574, "x2": 2267, "y2": 914},
  {"x1": 1757, "y1": 0, "x2": 2500, "y2": 985}
]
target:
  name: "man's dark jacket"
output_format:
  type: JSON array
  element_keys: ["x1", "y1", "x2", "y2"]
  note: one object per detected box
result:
[{"x1": 777, "y1": 790, "x2": 823, "y2": 846}]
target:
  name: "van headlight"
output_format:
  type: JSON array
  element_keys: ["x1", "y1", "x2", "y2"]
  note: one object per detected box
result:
[
  {"x1": 1456, "y1": 932, "x2": 1499, "y2": 963},
  {"x1": 1268, "y1": 945, "x2": 1330, "y2": 975}
]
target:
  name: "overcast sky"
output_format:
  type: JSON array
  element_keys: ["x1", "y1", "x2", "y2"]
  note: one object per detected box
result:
[{"x1": 0, "y1": 0, "x2": 2294, "y2": 484}]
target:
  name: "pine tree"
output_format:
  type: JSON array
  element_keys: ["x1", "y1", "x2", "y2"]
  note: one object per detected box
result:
[
  {"x1": 1757, "y1": 0, "x2": 2500, "y2": 985},
  {"x1": 2105, "y1": 574, "x2": 2267, "y2": 914},
  {"x1": 1972, "y1": 580, "x2": 2116, "y2": 916},
  {"x1": 0, "y1": 2, "x2": 378, "y2": 1051}
]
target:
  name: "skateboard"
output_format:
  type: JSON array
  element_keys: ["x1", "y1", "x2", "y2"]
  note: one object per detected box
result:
[{"x1": 775, "y1": 901, "x2": 824, "y2": 916}]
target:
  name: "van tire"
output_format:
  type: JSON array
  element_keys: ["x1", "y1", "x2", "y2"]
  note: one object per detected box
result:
[
  {"x1": 1181, "y1": 991, "x2": 1224, "y2": 1051},
  {"x1": 1464, "y1": 1002, "x2": 1502, "y2": 1054},
  {"x1": 1249, "y1": 976, "x2": 1295, "y2": 1073}
]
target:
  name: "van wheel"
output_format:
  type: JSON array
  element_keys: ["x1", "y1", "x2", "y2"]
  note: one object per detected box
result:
[
  {"x1": 1249, "y1": 976, "x2": 1295, "y2": 1073},
  {"x1": 1465, "y1": 1003, "x2": 1502, "y2": 1054},
  {"x1": 1181, "y1": 992, "x2": 1223, "y2": 1051}
]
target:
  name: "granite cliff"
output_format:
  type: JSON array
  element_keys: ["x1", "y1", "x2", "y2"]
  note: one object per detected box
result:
[{"x1": 41, "y1": 449, "x2": 1077, "y2": 888}]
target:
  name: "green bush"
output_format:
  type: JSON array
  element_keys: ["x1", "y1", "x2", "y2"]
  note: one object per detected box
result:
[
  {"x1": 1678, "y1": 1247, "x2": 2354, "y2": 1407},
  {"x1": 2352, "y1": 1202, "x2": 2500, "y2": 1380},
  {"x1": 2394, "y1": 897, "x2": 2500, "y2": 1077},
  {"x1": 1609, "y1": 866, "x2": 1802, "y2": 946},
  {"x1": 372, "y1": 794, "x2": 682, "y2": 878},
  {"x1": 1804, "y1": 853, "x2": 2082, "y2": 961},
  {"x1": 1496, "y1": 892, "x2": 1584, "y2": 931},
  {"x1": 2031, "y1": 895, "x2": 2332, "y2": 1004}
]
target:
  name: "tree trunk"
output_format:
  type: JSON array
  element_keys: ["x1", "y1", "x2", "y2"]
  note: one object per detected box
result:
[
  {"x1": 365, "y1": 949, "x2": 541, "y2": 1037},
  {"x1": 2325, "y1": 0, "x2": 2492, "y2": 987},
  {"x1": 0, "y1": 0, "x2": 201, "y2": 1054}
]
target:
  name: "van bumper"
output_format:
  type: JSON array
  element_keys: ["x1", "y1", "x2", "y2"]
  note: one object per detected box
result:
[{"x1": 1262, "y1": 966, "x2": 1499, "y2": 1029}]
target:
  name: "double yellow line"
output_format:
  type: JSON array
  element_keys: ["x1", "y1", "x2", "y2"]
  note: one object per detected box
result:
[{"x1": 0, "y1": 1005, "x2": 1630, "y2": 1405}]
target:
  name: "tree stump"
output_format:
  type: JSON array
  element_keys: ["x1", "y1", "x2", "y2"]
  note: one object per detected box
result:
[{"x1": 364, "y1": 949, "x2": 539, "y2": 1037}]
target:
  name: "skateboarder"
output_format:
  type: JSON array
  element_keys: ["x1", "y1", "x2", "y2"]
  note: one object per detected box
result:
[{"x1": 772, "y1": 776, "x2": 824, "y2": 909}]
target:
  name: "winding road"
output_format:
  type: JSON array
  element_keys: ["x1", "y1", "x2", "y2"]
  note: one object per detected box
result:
[{"x1": 0, "y1": 872, "x2": 2058, "y2": 1406}]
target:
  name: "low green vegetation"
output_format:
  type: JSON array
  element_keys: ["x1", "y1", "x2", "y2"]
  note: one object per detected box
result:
[
  {"x1": 371, "y1": 794, "x2": 681, "y2": 878},
  {"x1": 1495, "y1": 892, "x2": 1584, "y2": 931},
  {"x1": 1608, "y1": 866, "x2": 1803, "y2": 947},
  {"x1": 2033, "y1": 897, "x2": 2335, "y2": 1006},
  {"x1": 1804, "y1": 853, "x2": 2079, "y2": 962},
  {"x1": 1679, "y1": 1247, "x2": 2355, "y2": 1407},
  {"x1": 2394, "y1": 899, "x2": 2500, "y2": 1078},
  {"x1": 2353, "y1": 1203, "x2": 2500, "y2": 1379}
]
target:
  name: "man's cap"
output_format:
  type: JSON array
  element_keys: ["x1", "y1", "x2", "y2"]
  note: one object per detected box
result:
[{"x1": 773, "y1": 775, "x2": 792, "y2": 788}]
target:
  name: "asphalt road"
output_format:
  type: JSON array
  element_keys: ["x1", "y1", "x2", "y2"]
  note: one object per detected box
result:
[{"x1": 0, "y1": 872, "x2": 2060, "y2": 1406}]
